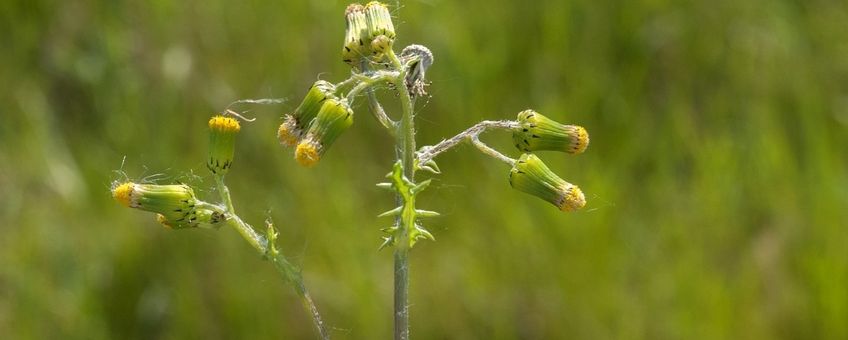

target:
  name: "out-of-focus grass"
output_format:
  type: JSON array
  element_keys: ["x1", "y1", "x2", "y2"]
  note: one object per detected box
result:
[{"x1": 1, "y1": 0, "x2": 847, "y2": 338}]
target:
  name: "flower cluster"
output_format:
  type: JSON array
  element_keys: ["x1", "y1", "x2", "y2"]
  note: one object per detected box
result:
[
  {"x1": 342, "y1": 2, "x2": 396, "y2": 67},
  {"x1": 508, "y1": 110, "x2": 589, "y2": 211},
  {"x1": 277, "y1": 82, "x2": 355, "y2": 167},
  {"x1": 112, "y1": 114, "x2": 244, "y2": 228},
  {"x1": 111, "y1": 182, "x2": 223, "y2": 229},
  {"x1": 277, "y1": 2, "x2": 399, "y2": 167}
]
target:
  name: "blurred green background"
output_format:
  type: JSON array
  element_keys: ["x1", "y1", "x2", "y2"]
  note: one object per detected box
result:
[{"x1": 2, "y1": 0, "x2": 847, "y2": 338}]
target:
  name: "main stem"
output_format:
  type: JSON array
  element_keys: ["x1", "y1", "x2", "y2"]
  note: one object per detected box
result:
[
  {"x1": 391, "y1": 50, "x2": 416, "y2": 340},
  {"x1": 214, "y1": 176, "x2": 330, "y2": 340}
]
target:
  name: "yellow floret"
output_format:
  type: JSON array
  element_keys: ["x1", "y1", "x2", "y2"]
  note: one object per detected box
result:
[
  {"x1": 570, "y1": 126, "x2": 590, "y2": 154},
  {"x1": 277, "y1": 119, "x2": 299, "y2": 147},
  {"x1": 208, "y1": 115, "x2": 241, "y2": 133},
  {"x1": 345, "y1": 3, "x2": 364, "y2": 15},
  {"x1": 559, "y1": 185, "x2": 586, "y2": 212},
  {"x1": 295, "y1": 140, "x2": 320, "y2": 167},
  {"x1": 112, "y1": 182, "x2": 135, "y2": 207}
]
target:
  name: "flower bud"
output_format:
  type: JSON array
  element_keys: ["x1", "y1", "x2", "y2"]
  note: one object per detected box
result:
[
  {"x1": 342, "y1": 3, "x2": 371, "y2": 66},
  {"x1": 512, "y1": 110, "x2": 589, "y2": 154},
  {"x1": 509, "y1": 154, "x2": 586, "y2": 211},
  {"x1": 295, "y1": 98, "x2": 354, "y2": 167},
  {"x1": 279, "y1": 80, "x2": 337, "y2": 147},
  {"x1": 112, "y1": 182, "x2": 204, "y2": 222},
  {"x1": 365, "y1": 2, "x2": 396, "y2": 40},
  {"x1": 208, "y1": 115, "x2": 241, "y2": 175},
  {"x1": 157, "y1": 208, "x2": 225, "y2": 229},
  {"x1": 371, "y1": 34, "x2": 393, "y2": 56}
]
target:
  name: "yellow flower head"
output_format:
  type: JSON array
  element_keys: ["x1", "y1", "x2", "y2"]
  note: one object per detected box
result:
[
  {"x1": 295, "y1": 138, "x2": 321, "y2": 167},
  {"x1": 112, "y1": 182, "x2": 134, "y2": 207},
  {"x1": 208, "y1": 115, "x2": 241, "y2": 133},
  {"x1": 277, "y1": 116, "x2": 300, "y2": 147},
  {"x1": 559, "y1": 184, "x2": 586, "y2": 212},
  {"x1": 293, "y1": 98, "x2": 354, "y2": 167}
]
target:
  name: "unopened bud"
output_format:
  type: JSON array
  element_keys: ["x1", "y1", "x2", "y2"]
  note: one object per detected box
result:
[
  {"x1": 208, "y1": 115, "x2": 241, "y2": 175},
  {"x1": 365, "y1": 2, "x2": 396, "y2": 40},
  {"x1": 342, "y1": 3, "x2": 371, "y2": 66},
  {"x1": 295, "y1": 98, "x2": 354, "y2": 167},
  {"x1": 512, "y1": 110, "x2": 589, "y2": 154},
  {"x1": 112, "y1": 182, "x2": 204, "y2": 222},
  {"x1": 157, "y1": 209, "x2": 225, "y2": 229},
  {"x1": 509, "y1": 154, "x2": 585, "y2": 211},
  {"x1": 371, "y1": 34, "x2": 393, "y2": 56}
]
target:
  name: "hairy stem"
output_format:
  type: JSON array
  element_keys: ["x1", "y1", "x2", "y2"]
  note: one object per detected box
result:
[
  {"x1": 470, "y1": 135, "x2": 516, "y2": 166},
  {"x1": 345, "y1": 71, "x2": 399, "y2": 102},
  {"x1": 387, "y1": 48, "x2": 415, "y2": 340},
  {"x1": 347, "y1": 67, "x2": 399, "y2": 133},
  {"x1": 214, "y1": 175, "x2": 330, "y2": 340},
  {"x1": 416, "y1": 120, "x2": 519, "y2": 165}
]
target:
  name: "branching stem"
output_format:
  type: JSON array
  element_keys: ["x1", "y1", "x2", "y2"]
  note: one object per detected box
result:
[
  {"x1": 346, "y1": 68, "x2": 399, "y2": 133},
  {"x1": 345, "y1": 71, "x2": 400, "y2": 103},
  {"x1": 416, "y1": 120, "x2": 519, "y2": 165},
  {"x1": 213, "y1": 175, "x2": 330, "y2": 340}
]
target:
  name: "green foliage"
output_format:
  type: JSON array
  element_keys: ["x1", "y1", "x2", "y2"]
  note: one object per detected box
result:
[{"x1": 1, "y1": 0, "x2": 847, "y2": 339}]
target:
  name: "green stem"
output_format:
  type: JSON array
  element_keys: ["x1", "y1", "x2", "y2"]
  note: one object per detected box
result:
[
  {"x1": 215, "y1": 175, "x2": 330, "y2": 340},
  {"x1": 388, "y1": 48, "x2": 415, "y2": 340},
  {"x1": 347, "y1": 67, "x2": 398, "y2": 134},
  {"x1": 345, "y1": 71, "x2": 399, "y2": 103}
]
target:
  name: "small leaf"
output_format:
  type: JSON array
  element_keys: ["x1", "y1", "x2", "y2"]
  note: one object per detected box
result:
[
  {"x1": 424, "y1": 160, "x2": 441, "y2": 174},
  {"x1": 410, "y1": 179, "x2": 432, "y2": 195},
  {"x1": 378, "y1": 236, "x2": 394, "y2": 251},
  {"x1": 415, "y1": 209, "x2": 440, "y2": 218},
  {"x1": 415, "y1": 225, "x2": 435, "y2": 241},
  {"x1": 378, "y1": 206, "x2": 403, "y2": 218}
]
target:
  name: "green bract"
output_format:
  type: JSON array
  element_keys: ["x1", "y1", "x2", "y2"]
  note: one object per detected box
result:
[
  {"x1": 113, "y1": 182, "x2": 202, "y2": 223},
  {"x1": 509, "y1": 153, "x2": 585, "y2": 211},
  {"x1": 279, "y1": 80, "x2": 337, "y2": 147},
  {"x1": 157, "y1": 208, "x2": 225, "y2": 229},
  {"x1": 365, "y1": 2, "x2": 395, "y2": 40},
  {"x1": 342, "y1": 3, "x2": 371, "y2": 66},
  {"x1": 512, "y1": 110, "x2": 589, "y2": 154},
  {"x1": 295, "y1": 98, "x2": 354, "y2": 167},
  {"x1": 208, "y1": 115, "x2": 241, "y2": 175}
]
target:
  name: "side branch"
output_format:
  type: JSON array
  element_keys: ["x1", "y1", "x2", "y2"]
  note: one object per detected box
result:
[
  {"x1": 416, "y1": 120, "x2": 519, "y2": 165},
  {"x1": 345, "y1": 71, "x2": 400, "y2": 103},
  {"x1": 345, "y1": 68, "x2": 400, "y2": 133},
  {"x1": 214, "y1": 175, "x2": 330, "y2": 340}
]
